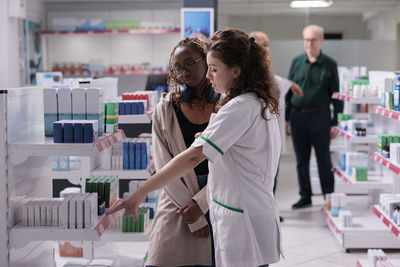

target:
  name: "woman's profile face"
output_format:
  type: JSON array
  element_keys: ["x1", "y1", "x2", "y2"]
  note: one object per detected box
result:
[
  {"x1": 171, "y1": 46, "x2": 207, "y2": 89},
  {"x1": 206, "y1": 52, "x2": 237, "y2": 95}
]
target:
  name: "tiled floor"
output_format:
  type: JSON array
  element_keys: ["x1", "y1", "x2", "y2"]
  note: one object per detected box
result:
[{"x1": 272, "y1": 142, "x2": 400, "y2": 267}]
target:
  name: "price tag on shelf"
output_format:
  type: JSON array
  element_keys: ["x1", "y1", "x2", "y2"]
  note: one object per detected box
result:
[
  {"x1": 386, "y1": 162, "x2": 391, "y2": 168},
  {"x1": 374, "y1": 155, "x2": 378, "y2": 161},
  {"x1": 389, "y1": 224, "x2": 393, "y2": 230},
  {"x1": 375, "y1": 108, "x2": 379, "y2": 114},
  {"x1": 389, "y1": 112, "x2": 393, "y2": 119},
  {"x1": 379, "y1": 158, "x2": 383, "y2": 164}
]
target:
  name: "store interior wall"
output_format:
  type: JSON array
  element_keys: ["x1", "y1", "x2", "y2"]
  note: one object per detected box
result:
[{"x1": 2, "y1": 0, "x2": 400, "y2": 89}]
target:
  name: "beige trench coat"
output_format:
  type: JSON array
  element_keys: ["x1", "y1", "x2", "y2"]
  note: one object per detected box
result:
[{"x1": 145, "y1": 92, "x2": 212, "y2": 266}]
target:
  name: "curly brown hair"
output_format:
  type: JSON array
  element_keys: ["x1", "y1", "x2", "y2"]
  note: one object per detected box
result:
[
  {"x1": 168, "y1": 37, "x2": 211, "y2": 110},
  {"x1": 207, "y1": 28, "x2": 279, "y2": 120}
]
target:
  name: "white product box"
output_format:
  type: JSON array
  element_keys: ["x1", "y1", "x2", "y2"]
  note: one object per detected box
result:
[
  {"x1": 69, "y1": 194, "x2": 80, "y2": 229},
  {"x1": 72, "y1": 88, "x2": 86, "y2": 118},
  {"x1": 52, "y1": 199, "x2": 63, "y2": 227},
  {"x1": 58, "y1": 88, "x2": 72, "y2": 115},
  {"x1": 390, "y1": 143, "x2": 400, "y2": 164},
  {"x1": 84, "y1": 193, "x2": 98, "y2": 228},
  {"x1": 60, "y1": 187, "x2": 81, "y2": 198},
  {"x1": 86, "y1": 88, "x2": 103, "y2": 114},
  {"x1": 43, "y1": 88, "x2": 58, "y2": 114},
  {"x1": 60, "y1": 194, "x2": 74, "y2": 229},
  {"x1": 22, "y1": 201, "x2": 29, "y2": 226},
  {"x1": 77, "y1": 193, "x2": 90, "y2": 229},
  {"x1": 28, "y1": 202, "x2": 35, "y2": 226}
]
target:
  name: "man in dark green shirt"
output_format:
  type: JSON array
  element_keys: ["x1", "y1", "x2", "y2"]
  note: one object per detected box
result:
[{"x1": 286, "y1": 24, "x2": 343, "y2": 209}]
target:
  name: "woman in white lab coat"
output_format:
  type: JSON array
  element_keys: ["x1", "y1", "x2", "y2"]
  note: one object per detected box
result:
[{"x1": 108, "y1": 28, "x2": 282, "y2": 267}]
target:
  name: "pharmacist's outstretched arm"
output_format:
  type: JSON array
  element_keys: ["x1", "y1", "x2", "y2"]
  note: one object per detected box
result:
[{"x1": 107, "y1": 146, "x2": 207, "y2": 218}]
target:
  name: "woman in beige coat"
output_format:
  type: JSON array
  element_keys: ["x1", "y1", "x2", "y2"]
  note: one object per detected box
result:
[{"x1": 146, "y1": 37, "x2": 217, "y2": 267}]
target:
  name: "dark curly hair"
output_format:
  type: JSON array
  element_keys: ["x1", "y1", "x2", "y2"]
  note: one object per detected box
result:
[
  {"x1": 168, "y1": 37, "x2": 211, "y2": 110},
  {"x1": 207, "y1": 28, "x2": 279, "y2": 120}
]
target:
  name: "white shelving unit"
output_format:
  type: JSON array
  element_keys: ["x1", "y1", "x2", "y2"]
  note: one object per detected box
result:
[
  {"x1": 118, "y1": 113, "x2": 152, "y2": 124},
  {"x1": 322, "y1": 92, "x2": 398, "y2": 250},
  {"x1": 357, "y1": 259, "x2": 400, "y2": 267},
  {"x1": 0, "y1": 87, "x2": 150, "y2": 266}
]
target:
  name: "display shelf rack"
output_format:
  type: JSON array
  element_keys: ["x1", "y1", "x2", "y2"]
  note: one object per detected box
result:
[
  {"x1": 100, "y1": 229, "x2": 149, "y2": 242},
  {"x1": 372, "y1": 205, "x2": 400, "y2": 239},
  {"x1": 118, "y1": 113, "x2": 152, "y2": 124},
  {"x1": 371, "y1": 152, "x2": 400, "y2": 176},
  {"x1": 332, "y1": 93, "x2": 381, "y2": 104},
  {"x1": 92, "y1": 169, "x2": 151, "y2": 179},
  {"x1": 9, "y1": 130, "x2": 125, "y2": 158},
  {"x1": 42, "y1": 29, "x2": 180, "y2": 35},
  {"x1": 332, "y1": 166, "x2": 392, "y2": 193},
  {"x1": 373, "y1": 106, "x2": 400, "y2": 121},
  {"x1": 322, "y1": 205, "x2": 400, "y2": 250},
  {"x1": 357, "y1": 259, "x2": 400, "y2": 267},
  {"x1": 331, "y1": 127, "x2": 377, "y2": 144},
  {"x1": 10, "y1": 199, "x2": 123, "y2": 249},
  {"x1": 62, "y1": 69, "x2": 169, "y2": 77}
]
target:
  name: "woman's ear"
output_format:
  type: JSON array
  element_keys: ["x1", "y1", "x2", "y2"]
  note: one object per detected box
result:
[{"x1": 232, "y1": 66, "x2": 241, "y2": 79}]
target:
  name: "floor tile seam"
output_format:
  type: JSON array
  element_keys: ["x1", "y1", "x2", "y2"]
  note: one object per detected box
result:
[{"x1": 282, "y1": 233, "x2": 339, "y2": 249}]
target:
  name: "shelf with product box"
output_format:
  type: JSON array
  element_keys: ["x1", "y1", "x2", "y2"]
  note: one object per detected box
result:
[
  {"x1": 321, "y1": 203, "x2": 400, "y2": 250},
  {"x1": 371, "y1": 205, "x2": 400, "y2": 239},
  {"x1": 332, "y1": 166, "x2": 393, "y2": 194},
  {"x1": 42, "y1": 29, "x2": 180, "y2": 35},
  {"x1": 332, "y1": 92, "x2": 381, "y2": 104},
  {"x1": 373, "y1": 106, "x2": 400, "y2": 121},
  {"x1": 8, "y1": 129, "x2": 126, "y2": 159},
  {"x1": 331, "y1": 127, "x2": 378, "y2": 144},
  {"x1": 9, "y1": 199, "x2": 123, "y2": 249},
  {"x1": 371, "y1": 152, "x2": 400, "y2": 176}
]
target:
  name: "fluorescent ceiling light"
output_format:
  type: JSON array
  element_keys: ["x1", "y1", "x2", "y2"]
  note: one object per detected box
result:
[{"x1": 290, "y1": 0, "x2": 333, "y2": 8}]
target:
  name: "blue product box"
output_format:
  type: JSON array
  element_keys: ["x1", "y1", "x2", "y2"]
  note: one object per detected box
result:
[
  {"x1": 63, "y1": 122, "x2": 74, "y2": 143},
  {"x1": 83, "y1": 123, "x2": 94, "y2": 143},
  {"x1": 141, "y1": 142, "x2": 147, "y2": 169},
  {"x1": 119, "y1": 102, "x2": 126, "y2": 115},
  {"x1": 74, "y1": 123, "x2": 84, "y2": 143},
  {"x1": 126, "y1": 103, "x2": 133, "y2": 115},
  {"x1": 52, "y1": 157, "x2": 59, "y2": 171},
  {"x1": 132, "y1": 102, "x2": 138, "y2": 114},
  {"x1": 58, "y1": 156, "x2": 70, "y2": 171},
  {"x1": 331, "y1": 206, "x2": 340, "y2": 217},
  {"x1": 53, "y1": 122, "x2": 64, "y2": 143},
  {"x1": 137, "y1": 102, "x2": 144, "y2": 114},
  {"x1": 135, "y1": 142, "x2": 141, "y2": 170},
  {"x1": 129, "y1": 142, "x2": 135, "y2": 170},
  {"x1": 123, "y1": 142, "x2": 129, "y2": 170}
]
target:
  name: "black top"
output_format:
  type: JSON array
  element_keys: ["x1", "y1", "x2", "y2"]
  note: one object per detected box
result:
[{"x1": 174, "y1": 103, "x2": 209, "y2": 176}]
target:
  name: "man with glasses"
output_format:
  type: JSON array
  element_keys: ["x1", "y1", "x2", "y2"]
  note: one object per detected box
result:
[
  {"x1": 249, "y1": 31, "x2": 303, "y2": 222},
  {"x1": 286, "y1": 25, "x2": 343, "y2": 209}
]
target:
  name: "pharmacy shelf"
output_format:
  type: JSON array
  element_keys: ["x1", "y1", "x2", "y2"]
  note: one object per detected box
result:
[
  {"x1": 10, "y1": 199, "x2": 123, "y2": 249},
  {"x1": 42, "y1": 29, "x2": 180, "y2": 35},
  {"x1": 357, "y1": 259, "x2": 400, "y2": 267},
  {"x1": 352, "y1": 113, "x2": 371, "y2": 120},
  {"x1": 371, "y1": 152, "x2": 400, "y2": 176},
  {"x1": 322, "y1": 205, "x2": 400, "y2": 249},
  {"x1": 331, "y1": 127, "x2": 378, "y2": 144},
  {"x1": 101, "y1": 229, "x2": 149, "y2": 242},
  {"x1": 118, "y1": 113, "x2": 152, "y2": 124},
  {"x1": 332, "y1": 166, "x2": 392, "y2": 194},
  {"x1": 8, "y1": 130, "x2": 126, "y2": 158},
  {"x1": 63, "y1": 69, "x2": 169, "y2": 77},
  {"x1": 372, "y1": 205, "x2": 400, "y2": 239},
  {"x1": 332, "y1": 93, "x2": 381, "y2": 104},
  {"x1": 92, "y1": 169, "x2": 151, "y2": 179},
  {"x1": 373, "y1": 106, "x2": 400, "y2": 122}
]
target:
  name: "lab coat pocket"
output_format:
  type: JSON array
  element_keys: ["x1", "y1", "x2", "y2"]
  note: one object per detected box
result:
[{"x1": 212, "y1": 199, "x2": 248, "y2": 252}]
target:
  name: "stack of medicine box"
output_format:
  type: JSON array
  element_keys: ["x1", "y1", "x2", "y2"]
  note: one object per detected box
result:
[
  {"x1": 378, "y1": 134, "x2": 400, "y2": 154},
  {"x1": 128, "y1": 180, "x2": 158, "y2": 219},
  {"x1": 352, "y1": 166, "x2": 368, "y2": 182},
  {"x1": 118, "y1": 100, "x2": 146, "y2": 115},
  {"x1": 43, "y1": 87, "x2": 104, "y2": 137},
  {"x1": 53, "y1": 120, "x2": 98, "y2": 143},
  {"x1": 338, "y1": 152, "x2": 368, "y2": 176},
  {"x1": 330, "y1": 193, "x2": 347, "y2": 217},
  {"x1": 379, "y1": 194, "x2": 400, "y2": 221},
  {"x1": 121, "y1": 91, "x2": 159, "y2": 111},
  {"x1": 104, "y1": 101, "x2": 118, "y2": 134},
  {"x1": 122, "y1": 208, "x2": 150, "y2": 233},
  {"x1": 21, "y1": 194, "x2": 98, "y2": 229},
  {"x1": 118, "y1": 138, "x2": 150, "y2": 170},
  {"x1": 85, "y1": 175, "x2": 118, "y2": 209}
]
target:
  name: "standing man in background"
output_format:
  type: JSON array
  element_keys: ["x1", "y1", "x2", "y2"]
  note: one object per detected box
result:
[
  {"x1": 249, "y1": 31, "x2": 303, "y2": 221},
  {"x1": 286, "y1": 24, "x2": 343, "y2": 209}
]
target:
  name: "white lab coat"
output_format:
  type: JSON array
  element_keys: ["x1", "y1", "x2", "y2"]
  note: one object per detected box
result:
[
  {"x1": 192, "y1": 93, "x2": 282, "y2": 267},
  {"x1": 274, "y1": 75, "x2": 292, "y2": 153}
]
